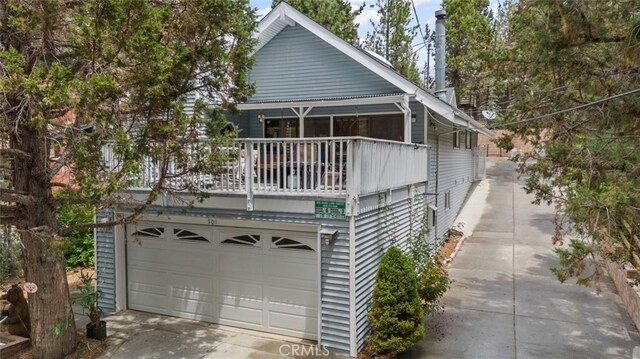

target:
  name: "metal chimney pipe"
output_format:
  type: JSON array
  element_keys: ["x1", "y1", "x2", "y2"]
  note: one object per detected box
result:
[{"x1": 434, "y1": 9, "x2": 446, "y2": 100}]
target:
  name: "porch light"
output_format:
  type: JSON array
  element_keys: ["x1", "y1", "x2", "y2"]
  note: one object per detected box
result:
[
  {"x1": 258, "y1": 113, "x2": 265, "y2": 123},
  {"x1": 411, "y1": 112, "x2": 417, "y2": 123},
  {"x1": 320, "y1": 229, "x2": 338, "y2": 246}
]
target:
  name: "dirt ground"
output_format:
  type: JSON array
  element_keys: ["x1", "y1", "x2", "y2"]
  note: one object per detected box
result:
[
  {"x1": 438, "y1": 231, "x2": 464, "y2": 266},
  {"x1": 0, "y1": 326, "x2": 105, "y2": 359},
  {"x1": 16, "y1": 330, "x2": 107, "y2": 359}
]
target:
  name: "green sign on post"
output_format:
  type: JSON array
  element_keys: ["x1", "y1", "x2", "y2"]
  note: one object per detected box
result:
[{"x1": 315, "y1": 200, "x2": 346, "y2": 219}]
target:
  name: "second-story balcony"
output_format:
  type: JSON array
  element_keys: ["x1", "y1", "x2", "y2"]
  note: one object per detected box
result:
[{"x1": 104, "y1": 137, "x2": 431, "y2": 210}]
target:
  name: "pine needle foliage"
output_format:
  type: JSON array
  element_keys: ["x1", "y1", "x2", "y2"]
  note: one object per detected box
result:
[{"x1": 367, "y1": 246, "x2": 424, "y2": 356}]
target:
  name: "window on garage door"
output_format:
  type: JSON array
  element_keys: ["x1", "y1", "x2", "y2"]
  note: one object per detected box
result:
[
  {"x1": 220, "y1": 233, "x2": 261, "y2": 247},
  {"x1": 173, "y1": 228, "x2": 210, "y2": 242},
  {"x1": 131, "y1": 227, "x2": 164, "y2": 238},
  {"x1": 271, "y1": 236, "x2": 315, "y2": 251}
]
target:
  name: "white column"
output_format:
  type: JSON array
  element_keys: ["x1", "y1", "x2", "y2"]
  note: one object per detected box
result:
[
  {"x1": 299, "y1": 106, "x2": 304, "y2": 138},
  {"x1": 403, "y1": 94, "x2": 411, "y2": 143}
]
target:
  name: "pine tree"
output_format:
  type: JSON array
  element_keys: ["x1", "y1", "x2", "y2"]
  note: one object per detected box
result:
[
  {"x1": 443, "y1": 0, "x2": 493, "y2": 101},
  {"x1": 367, "y1": 246, "x2": 424, "y2": 355},
  {"x1": 364, "y1": 0, "x2": 421, "y2": 84},
  {"x1": 272, "y1": 0, "x2": 362, "y2": 43},
  {"x1": 492, "y1": 0, "x2": 640, "y2": 289}
]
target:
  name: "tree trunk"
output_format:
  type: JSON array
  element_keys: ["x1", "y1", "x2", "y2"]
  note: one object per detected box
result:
[
  {"x1": 21, "y1": 231, "x2": 78, "y2": 358},
  {"x1": 11, "y1": 125, "x2": 78, "y2": 358}
]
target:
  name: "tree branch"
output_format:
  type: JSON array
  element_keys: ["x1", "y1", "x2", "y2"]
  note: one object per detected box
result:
[
  {"x1": 48, "y1": 153, "x2": 69, "y2": 178},
  {"x1": 0, "y1": 217, "x2": 19, "y2": 225},
  {"x1": 0, "y1": 205, "x2": 21, "y2": 218},
  {"x1": 59, "y1": 219, "x2": 120, "y2": 234},
  {"x1": 54, "y1": 197, "x2": 100, "y2": 205},
  {"x1": 0, "y1": 189, "x2": 34, "y2": 205},
  {"x1": 59, "y1": 163, "x2": 169, "y2": 236},
  {"x1": 0, "y1": 148, "x2": 32, "y2": 161}
]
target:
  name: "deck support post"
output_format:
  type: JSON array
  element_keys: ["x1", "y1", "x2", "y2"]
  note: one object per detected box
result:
[
  {"x1": 395, "y1": 94, "x2": 412, "y2": 143},
  {"x1": 246, "y1": 142, "x2": 254, "y2": 211}
]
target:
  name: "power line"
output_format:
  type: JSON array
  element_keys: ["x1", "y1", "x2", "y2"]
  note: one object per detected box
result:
[
  {"x1": 411, "y1": 0, "x2": 428, "y2": 48},
  {"x1": 487, "y1": 88, "x2": 640, "y2": 129},
  {"x1": 411, "y1": 0, "x2": 432, "y2": 88}
]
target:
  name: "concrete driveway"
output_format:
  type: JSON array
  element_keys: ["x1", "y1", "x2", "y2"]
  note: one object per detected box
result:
[
  {"x1": 86, "y1": 310, "x2": 343, "y2": 359},
  {"x1": 403, "y1": 158, "x2": 640, "y2": 358}
]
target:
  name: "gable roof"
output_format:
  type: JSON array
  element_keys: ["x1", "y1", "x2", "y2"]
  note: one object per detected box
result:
[{"x1": 254, "y1": 3, "x2": 492, "y2": 137}]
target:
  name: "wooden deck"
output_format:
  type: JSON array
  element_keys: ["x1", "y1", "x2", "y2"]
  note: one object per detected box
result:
[{"x1": 104, "y1": 137, "x2": 431, "y2": 209}]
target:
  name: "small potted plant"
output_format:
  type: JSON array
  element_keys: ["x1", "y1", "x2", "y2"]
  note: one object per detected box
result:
[{"x1": 75, "y1": 270, "x2": 106, "y2": 340}]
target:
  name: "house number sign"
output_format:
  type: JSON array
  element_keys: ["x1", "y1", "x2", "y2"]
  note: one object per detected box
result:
[{"x1": 315, "y1": 201, "x2": 346, "y2": 219}]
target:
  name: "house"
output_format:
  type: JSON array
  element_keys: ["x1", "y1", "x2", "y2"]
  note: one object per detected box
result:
[{"x1": 94, "y1": 3, "x2": 491, "y2": 357}]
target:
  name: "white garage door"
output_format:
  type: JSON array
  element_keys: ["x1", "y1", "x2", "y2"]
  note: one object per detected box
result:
[{"x1": 126, "y1": 222, "x2": 318, "y2": 340}]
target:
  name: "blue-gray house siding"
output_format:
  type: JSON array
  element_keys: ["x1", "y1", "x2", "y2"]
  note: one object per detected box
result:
[
  {"x1": 95, "y1": 209, "x2": 116, "y2": 312},
  {"x1": 353, "y1": 185, "x2": 433, "y2": 351},
  {"x1": 428, "y1": 129, "x2": 475, "y2": 238},
  {"x1": 249, "y1": 25, "x2": 401, "y2": 103}
]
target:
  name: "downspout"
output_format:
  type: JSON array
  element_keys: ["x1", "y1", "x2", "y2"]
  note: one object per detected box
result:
[{"x1": 434, "y1": 132, "x2": 440, "y2": 238}]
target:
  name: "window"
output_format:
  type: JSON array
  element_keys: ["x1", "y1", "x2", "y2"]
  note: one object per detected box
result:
[
  {"x1": 265, "y1": 118, "x2": 299, "y2": 138},
  {"x1": 334, "y1": 114, "x2": 404, "y2": 142},
  {"x1": 465, "y1": 131, "x2": 472, "y2": 149},
  {"x1": 131, "y1": 227, "x2": 164, "y2": 238},
  {"x1": 173, "y1": 228, "x2": 209, "y2": 242},
  {"x1": 444, "y1": 191, "x2": 451, "y2": 210},
  {"x1": 304, "y1": 117, "x2": 330, "y2": 137},
  {"x1": 272, "y1": 236, "x2": 314, "y2": 251},
  {"x1": 453, "y1": 128, "x2": 460, "y2": 148},
  {"x1": 221, "y1": 234, "x2": 261, "y2": 246}
]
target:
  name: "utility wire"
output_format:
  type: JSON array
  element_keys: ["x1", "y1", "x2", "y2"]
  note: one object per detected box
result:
[
  {"x1": 411, "y1": 0, "x2": 428, "y2": 48},
  {"x1": 411, "y1": 0, "x2": 432, "y2": 88},
  {"x1": 487, "y1": 88, "x2": 640, "y2": 129}
]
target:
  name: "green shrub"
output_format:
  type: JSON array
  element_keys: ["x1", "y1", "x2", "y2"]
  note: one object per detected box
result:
[
  {"x1": 416, "y1": 258, "x2": 451, "y2": 314},
  {"x1": 367, "y1": 246, "x2": 424, "y2": 356},
  {"x1": 56, "y1": 190, "x2": 95, "y2": 270},
  {"x1": 405, "y1": 219, "x2": 452, "y2": 314},
  {"x1": 62, "y1": 235, "x2": 95, "y2": 270}
]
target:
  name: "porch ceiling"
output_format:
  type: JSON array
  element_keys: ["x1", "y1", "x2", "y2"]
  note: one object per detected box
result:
[{"x1": 237, "y1": 94, "x2": 407, "y2": 110}]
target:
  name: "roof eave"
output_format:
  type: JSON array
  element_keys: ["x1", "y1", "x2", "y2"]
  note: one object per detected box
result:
[{"x1": 253, "y1": 3, "x2": 454, "y2": 120}]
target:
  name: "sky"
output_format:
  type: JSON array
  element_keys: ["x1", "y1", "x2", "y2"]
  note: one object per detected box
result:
[{"x1": 249, "y1": 0, "x2": 501, "y2": 78}]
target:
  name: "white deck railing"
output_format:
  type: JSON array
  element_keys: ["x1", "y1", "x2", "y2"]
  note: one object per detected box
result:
[{"x1": 104, "y1": 137, "x2": 431, "y2": 198}]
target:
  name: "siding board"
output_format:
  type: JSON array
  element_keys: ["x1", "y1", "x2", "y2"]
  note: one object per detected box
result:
[
  {"x1": 249, "y1": 25, "x2": 401, "y2": 102},
  {"x1": 353, "y1": 189, "x2": 428, "y2": 351},
  {"x1": 95, "y1": 209, "x2": 116, "y2": 312},
  {"x1": 429, "y1": 129, "x2": 474, "y2": 239}
]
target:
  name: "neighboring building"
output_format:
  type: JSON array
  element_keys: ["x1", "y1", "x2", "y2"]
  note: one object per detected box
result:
[
  {"x1": 478, "y1": 129, "x2": 547, "y2": 157},
  {"x1": 94, "y1": 4, "x2": 491, "y2": 357}
]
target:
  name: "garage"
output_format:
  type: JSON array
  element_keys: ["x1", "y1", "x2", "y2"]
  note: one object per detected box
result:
[{"x1": 125, "y1": 221, "x2": 319, "y2": 340}]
